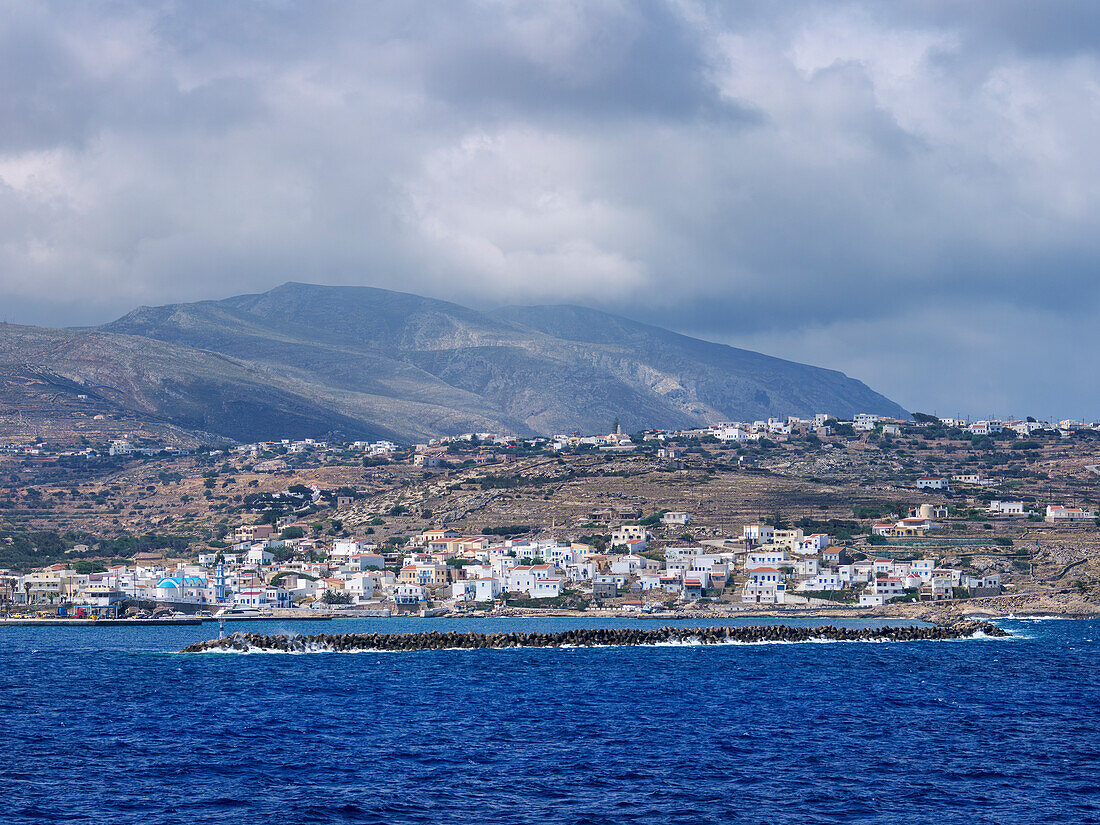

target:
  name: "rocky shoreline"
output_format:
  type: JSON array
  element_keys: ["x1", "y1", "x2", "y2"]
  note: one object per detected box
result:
[{"x1": 182, "y1": 620, "x2": 1008, "y2": 653}]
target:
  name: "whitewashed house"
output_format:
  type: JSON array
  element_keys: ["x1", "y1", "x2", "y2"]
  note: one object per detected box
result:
[
  {"x1": 742, "y1": 525, "x2": 775, "y2": 545},
  {"x1": 800, "y1": 571, "x2": 841, "y2": 591},
  {"x1": 746, "y1": 567, "x2": 783, "y2": 584},
  {"x1": 530, "y1": 577, "x2": 564, "y2": 599},
  {"x1": 988, "y1": 501, "x2": 1029, "y2": 517},
  {"x1": 800, "y1": 534, "x2": 830, "y2": 554},
  {"x1": 1046, "y1": 505, "x2": 1095, "y2": 522},
  {"x1": 746, "y1": 550, "x2": 790, "y2": 568},
  {"x1": 611, "y1": 525, "x2": 648, "y2": 546},
  {"x1": 245, "y1": 547, "x2": 274, "y2": 566},
  {"x1": 915, "y1": 477, "x2": 951, "y2": 491},
  {"x1": 742, "y1": 580, "x2": 784, "y2": 604},
  {"x1": 394, "y1": 583, "x2": 426, "y2": 604}
]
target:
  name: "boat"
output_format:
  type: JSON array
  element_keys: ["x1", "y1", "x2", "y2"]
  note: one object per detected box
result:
[{"x1": 213, "y1": 605, "x2": 262, "y2": 619}]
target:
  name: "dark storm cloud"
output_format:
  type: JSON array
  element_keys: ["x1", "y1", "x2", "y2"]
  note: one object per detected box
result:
[
  {"x1": 1, "y1": 1, "x2": 1099, "y2": 417},
  {"x1": 420, "y1": 1, "x2": 753, "y2": 124},
  {"x1": 899, "y1": 1, "x2": 1100, "y2": 58}
]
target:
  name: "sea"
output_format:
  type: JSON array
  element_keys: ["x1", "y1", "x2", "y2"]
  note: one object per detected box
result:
[{"x1": 0, "y1": 616, "x2": 1097, "y2": 824}]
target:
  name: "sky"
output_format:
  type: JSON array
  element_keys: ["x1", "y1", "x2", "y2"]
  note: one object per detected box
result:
[{"x1": 1, "y1": 1, "x2": 1098, "y2": 420}]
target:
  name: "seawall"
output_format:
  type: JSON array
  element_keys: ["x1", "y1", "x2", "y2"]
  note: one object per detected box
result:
[{"x1": 182, "y1": 621, "x2": 1008, "y2": 653}]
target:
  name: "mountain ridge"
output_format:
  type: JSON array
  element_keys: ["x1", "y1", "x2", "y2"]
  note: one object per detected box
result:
[{"x1": 0, "y1": 282, "x2": 907, "y2": 442}]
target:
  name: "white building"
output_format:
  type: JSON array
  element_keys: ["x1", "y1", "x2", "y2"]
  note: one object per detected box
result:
[
  {"x1": 800, "y1": 571, "x2": 841, "y2": 591},
  {"x1": 920, "y1": 576, "x2": 954, "y2": 601},
  {"x1": 794, "y1": 558, "x2": 820, "y2": 577},
  {"x1": 332, "y1": 540, "x2": 369, "y2": 559},
  {"x1": 394, "y1": 583, "x2": 426, "y2": 604},
  {"x1": 715, "y1": 426, "x2": 751, "y2": 442},
  {"x1": 800, "y1": 534, "x2": 830, "y2": 554},
  {"x1": 233, "y1": 585, "x2": 291, "y2": 609},
  {"x1": 953, "y1": 473, "x2": 987, "y2": 485},
  {"x1": 910, "y1": 559, "x2": 936, "y2": 581},
  {"x1": 109, "y1": 439, "x2": 134, "y2": 456},
  {"x1": 344, "y1": 573, "x2": 377, "y2": 602},
  {"x1": 505, "y1": 564, "x2": 558, "y2": 595},
  {"x1": 988, "y1": 501, "x2": 1029, "y2": 517},
  {"x1": 871, "y1": 577, "x2": 906, "y2": 600},
  {"x1": 915, "y1": 477, "x2": 951, "y2": 491},
  {"x1": 452, "y1": 577, "x2": 502, "y2": 603},
  {"x1": 564, "y1": 562, "x2": 596, "y2": 582},
  {"x1": 742, "y1": 580, "x2": 784, "y2": 604},
  {"x1": 770, "y1": 529, "x2": 805, "y2": 552},
  {"x1": 746, "y1": 550, "x2": 789, "y2": 568},
  {"x1": 245, "y1": 547, "x2": 275, "y2": 566},
  {"x1": 530, "y1": 577, "x2": 564, "y2": 599},
  {"x1": 1046, "y1": 505, "x2": 1095, "y2": 522},
  {"x1": 154, "y1": 575, "x2": 210, "y2": 604},
  {"x1": 742, "y1": 525, "x2": 775, "y2": 545},
  {"x1": 746, "y1": 567, "x2": 783, "y2": 584},
  {"x1": 665, "y1": 546, "x2": 706, "y2": 562},
  {"x1": 969, "y1": 421, "x2": 1004, "y2": 435},
  {"x1": 853, "y1": 414, "x2": 879, "y2": 431},
  {"x1": 610, "y1": 554, "x2": 651, "y2": 575},
  {"x1": 611, "y1": 525, "x2": 648, "y2": 547}
]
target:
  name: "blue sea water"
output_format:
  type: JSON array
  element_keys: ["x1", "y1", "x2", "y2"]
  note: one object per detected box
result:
[{"x1": 0, "y1": 616, "x2": 1097, "y2": 825}]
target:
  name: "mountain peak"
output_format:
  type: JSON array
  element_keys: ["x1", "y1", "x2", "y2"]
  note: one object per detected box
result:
[{"x1": 12, "y1": 282, "x2": 906, "y2": 441}]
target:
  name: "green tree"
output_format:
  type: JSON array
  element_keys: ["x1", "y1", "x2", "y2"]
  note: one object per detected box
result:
[{"x1": 322, "y1": 589, "x2": 352, "y2": 605}]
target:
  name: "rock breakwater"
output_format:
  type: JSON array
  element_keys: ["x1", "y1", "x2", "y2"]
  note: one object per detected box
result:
[{"x1": 182, "y1": 621, "x2": 1008, "y2": 653}]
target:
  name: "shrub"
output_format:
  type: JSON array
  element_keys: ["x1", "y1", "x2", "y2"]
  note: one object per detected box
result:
[{"x1": 483, "y1": 525, "x2": 531, "y2": 536}]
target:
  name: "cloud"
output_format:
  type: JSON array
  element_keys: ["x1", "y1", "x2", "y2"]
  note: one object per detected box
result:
[
  {"x1": 0, "y1": 1, "x2": 1098, "y2": 417},
  {"x1": 724, "y1": 302, "x2": 1100, "y2": 422}
]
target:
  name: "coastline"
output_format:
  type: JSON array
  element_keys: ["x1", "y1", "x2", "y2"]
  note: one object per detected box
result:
[{"x1": 3, "y1": 593, "x2": 1097, "y2": 627}]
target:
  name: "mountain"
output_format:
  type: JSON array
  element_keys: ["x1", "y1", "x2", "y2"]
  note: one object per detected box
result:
[{"x1": 0, "y1": 282, "x2": 906, "y2": 442}]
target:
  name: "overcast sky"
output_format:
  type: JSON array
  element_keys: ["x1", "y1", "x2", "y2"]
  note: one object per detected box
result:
[{"x1": 1, "y1": 1, "x2": 1098, "y2": 419}]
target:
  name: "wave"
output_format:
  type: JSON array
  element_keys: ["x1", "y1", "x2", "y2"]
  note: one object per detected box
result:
[{"x1": 996, "y1": 614, "x2": 1073, "y2": 622}]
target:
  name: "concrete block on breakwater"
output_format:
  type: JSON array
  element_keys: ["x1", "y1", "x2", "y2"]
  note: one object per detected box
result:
[{"x1": 181, "y1": 621, "x2": 1008, "y2": 653}]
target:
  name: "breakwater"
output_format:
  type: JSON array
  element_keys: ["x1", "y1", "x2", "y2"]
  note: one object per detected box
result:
[{"x1": 181, "y1": 620, "x2": 1008, "y2": 653}]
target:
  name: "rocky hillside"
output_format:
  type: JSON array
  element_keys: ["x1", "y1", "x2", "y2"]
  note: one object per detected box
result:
[{"x1": 0, "y1": 282, "x2": 906, "y2": 442}]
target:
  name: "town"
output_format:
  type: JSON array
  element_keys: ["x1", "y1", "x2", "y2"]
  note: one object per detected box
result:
[
  {"x1": 3, "y1": 406, "x2": 1099, "y2": 620},
  {"x1": 1, "y1": 509, "x2": 1032, "y2": 618}
]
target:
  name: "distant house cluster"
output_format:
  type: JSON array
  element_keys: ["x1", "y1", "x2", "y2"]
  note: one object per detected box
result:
[{"x1": 736, "y1": 524, "x2": 1001, "y2": 606}]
